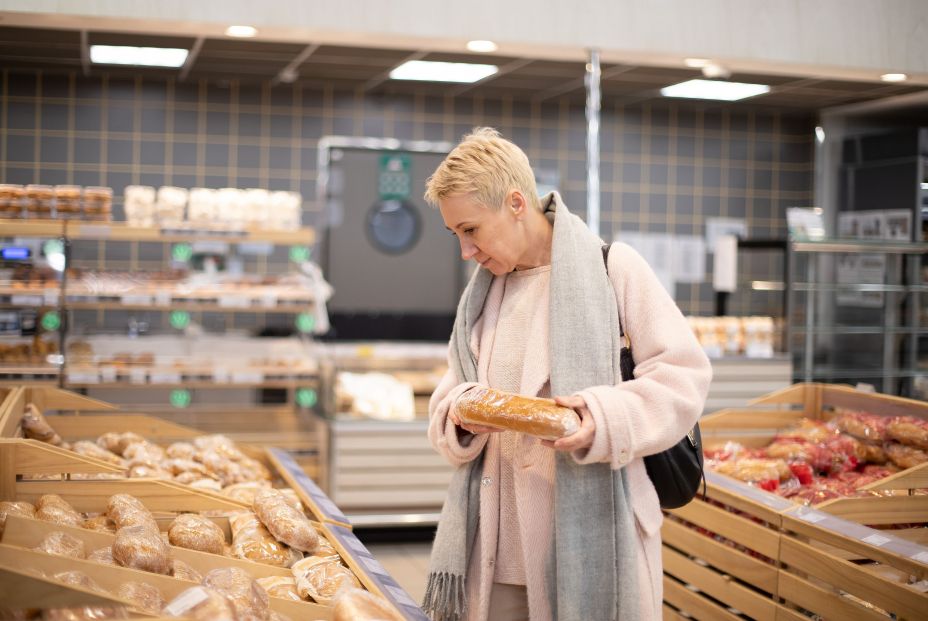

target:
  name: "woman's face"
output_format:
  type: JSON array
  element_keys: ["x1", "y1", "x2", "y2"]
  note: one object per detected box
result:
[{"x1": 439, "y1": 193, "x2": 526, "y2": 276}]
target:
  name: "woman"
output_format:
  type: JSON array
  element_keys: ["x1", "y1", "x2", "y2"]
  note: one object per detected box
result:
[{"x1": 422, "y1": 127, "x2": 711, "y2": 621}]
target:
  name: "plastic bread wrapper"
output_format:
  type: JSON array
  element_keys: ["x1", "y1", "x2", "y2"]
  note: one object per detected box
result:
[
  {"x1": 291, "y1": 556, "x2": 360, "y2": 605},
  {"x1": 201, "y1": 567, "x2": 270, "y2": 621},
  {"x1": 253, "y1": 489, "x2": 318, "y2": 553},
  {"x1": 34, "y1": 531, "x2": 87, "y2": 559},
  {"x1": 230, "y1": 511, "x2": 303, "y2": 568},
  {"x1": 332, "y1": 586, "x2": 404, "y2": 621},
  {"x1": 116, "y1": 581, "x2": 165, "y2": 615},
  {"x1": 454, "y1": 387, "x2": 581, "y2": 440},
  {"x1": 255, "y1": 576, "x2": 302, "y2": 602},
  {"x1": 168, "y1": 513, "x2": 226, "y2": 555},
  {"x1": 112, "y1": 524, "x2": 173, "y2": 575},
  {"x1": 162, "y1": 586, "x2": 239, "y2": 621}
]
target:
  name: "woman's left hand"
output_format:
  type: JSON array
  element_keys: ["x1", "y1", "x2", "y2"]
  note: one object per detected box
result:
[{"x1": 542, "y1": 395, "x2": 595, "y2": 452}]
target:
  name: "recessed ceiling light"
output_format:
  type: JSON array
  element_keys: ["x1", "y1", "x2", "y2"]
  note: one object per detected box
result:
[
  {"x1": 881, "y1": 73, "x2": 907, "y2": 82},
  {"x1": 684, "y1": 58, "x2": 711, "y2": 68},
  {"x1": 390, "y1": 60, "x2": 498, "y2": 83},
  {"x1": 466, "y1": 40, "x2": 498, "y2": 53},
  {"x1": 89, "y1": 45, "x2": 189, "y2": 68},
  {"x1": 661, "y1": 79, "x2": 770, "y2": 101},
  {"x1": 225, "y1": 25, "x2": 258, "y2": 38},
  {"x1": 815, "y1": 126, "x2": 825, "y2": 143}
]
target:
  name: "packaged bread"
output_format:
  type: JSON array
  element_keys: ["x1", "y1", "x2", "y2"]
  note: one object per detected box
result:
[
  {"x1": 168, "y1": 514, "x2": 225, "y2": 555},
  {"x1": 128, "y1": 464, "x2": 171, "y2": 479},
  {"x1": 885, "y1": 442, "x2": 928, "y2": 470},
  {"x1": 42, "y1": 607, "x2": 129, "y2": 621},
  {"x1": 230, "y1": 512, "x2": 302, "y2": 568},
  {"x1": 35, "y1": 495, "x2": 83, "y2": 527},
  {"x1": 333, "y1": 586, "x2": 403, "y2": 621},
  {"x1": 34, "y1": 531, "x2": 86, "y2": 558},
  {"x1": 117, "y1": 582, "x2": 164, "y2": 614},
  {"x1": 844, "y1": 435, "x2": 887, "y2": 464},
  {"x1": 311, "y1": 527, "x2": 339, "y2": 560},
  {"x1": 291, "y1": 556, "x2": 360, "y2": 605},
  {"x1": 21, "y1": 404, "x2": 63, "y2": 446},
  {"x1": 82, "y1": 514, "x2": 117, "y2": 533},
  {"x1": 254, "y1": 576, "x2": 301, "y2": 602},
  {"x1": 201, "y1": 567, "x2": 270, "y2": 621},
  {"x1": 886, "y1": 416, "x2": 928, "y2": 450},
  {"x1": 122, "y1": 441, "x2": 165, "y2": 468},
  {"x1": 188, "y1": 478, "x2": 224, "y2": 493},
  {"x1": 199, "y1": 452, "x2": 246, "y2": 486},
  {"x1": 88, "y1": 546, "x2": 118, "y2": 566},
  {"x1": 194, "y1": 435, "x2": 245, "y2": 461},
  {"x1": 172, "y1": 558, "x2": 203, "y2": 582},
  {"x1": 52, "y1": 570, "x2": 107, "y2": 594},
  {"x1": 166, "y1": 441, "x2": 198, "y2": 460},
  {"x1": 70, "y1": 441, "x2": 125, "y2": 467},
  {"x1": 163, "y1": 458, "x2": 213, "y2": 478},
  {"x1": 253, "y1": 489, "x2": 318, "y2": 553},
  {"x1": 835, "y1": 410, "x2": 887, "y2": 442},
  {"x1": 112, "y1": 524, "x2": 173, "y2": 575},
  {"x1": 106, "y1": 494, "x2": 158, "y2": 531},
  {"x1": 713, "y1": 458, "x2": 792, "y2": 490},
  {"x1": 162, "y1": 586, "x2": 239, "y2": 621},
  {"x1": 0, "y1": 500, "x2": 35, "y2": 534},
  {"x1": 453, "y1": 387, "x2": 581, "y2": 440},
  {"x1": 97, "y1": 432, "x2": 145, "y2": 456},
  {"x1": 222, "y1": 481, "x2": 273, "y2": 505}
]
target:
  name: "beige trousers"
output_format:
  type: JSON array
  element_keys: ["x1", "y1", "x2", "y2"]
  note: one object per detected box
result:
[{"x1": 487, "y1": 583, "x2": 530, "y2": 621}]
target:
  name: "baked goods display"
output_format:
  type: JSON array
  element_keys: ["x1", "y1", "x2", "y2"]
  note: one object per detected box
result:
[
  {"x1": 230, "y1": 511, "x2": 302, "y2": 568},
  {"x1": 168, "y1": 513, "x2": 226, "y2": 555},
  {"x1": 33, "y1": 531, "x2": 87, "y2": 558},
  {"x1": 454, "y1": 386, "x2": 581, "y2": 440},
  {"x1": 291, "y1": 555, "x2": 360, "y2": 605},
  {"x1": 0, "y1": 339, "x2": 59, "y2": 364},
  {"x1": 112, "y1": 524, "x2": 173, "y2": 575},
  {"x1": 162, "y1": 586, "x2": 239, "y2": 621},
  {"x1": 687, "y1": 315, "x2": 777, "y2": 358},
  {"x1": 201, "y1": 567, "x2": 271, "y2": 620},
  {"x1": 35, "y1": 494, "x2": 84, "y2": 527},
  {"x1": 21, "y1": 404, "x2": 64, "y2": 446},
  {"x1": 253, "y1": 489, "x2": 319, "y2": 553},
  {"x1": 0, "y1": 183, "x2": 112, "y2": 220},
  {"x1": 335, "y1": 372, "x2": 416, "y2": 422}
]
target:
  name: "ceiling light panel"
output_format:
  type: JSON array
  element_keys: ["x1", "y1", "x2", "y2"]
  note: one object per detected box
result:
[
  {"x1": 466, "y1": 40, "x2": 498, "y2": 53},
  {"x1": 226, "y1": 25, "x2": 258, "y2": 38},
  {"x1": 660, "y1": 79, "x2": 770, "y2": 101},
  {"x1": 90, "y1": 45, "x2": 188, "y2": 67},
  {"x1": 390, "y1": 60, "x2": 498, "y2": 83}
]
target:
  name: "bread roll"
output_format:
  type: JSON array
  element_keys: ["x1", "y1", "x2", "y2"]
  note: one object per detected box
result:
[
  {"x1": 163, "y1": 458, "x2": 212, "y2": 478},
  {"x1": 117, "y1": 582, "x2": 164, "y2": 614},
  {"x1": 0, "y1": 500, "x2": 35, "y2": 534},
  {"x1": 21, "y1": 404, "x2": 63, "y2": 446},
  {"x1": 88, "y1": 546, "x2": 118, "y2": 566},
  {"x1": 222, "y1": 481, "x2": 272, "y2": 506},
  {"x1": 34, "y1": 531, "x2": 86, "y2": 559},
  {"x1": 97, "y1": 432, "x2": 145, "y2": 456},
  {"x1": 291, "y1": 556, "x2": 360, "y2": 604},
  {"x1": 253, "y1": 489, "x2": 318, "y2": 553},
  {"x1": 885, "y1": 442, "x2": 928, "y2": 470},
  {"x1": 123, "y1": 441, "x2": 165, "y2": 467},
  {"x1": 70, "y1": 441, "x2": 125, "y2": 466},
  {"x1": 333, "y1": 586, "x2": 403, "y2": 621},
  {"x1": 454, "y1": 387, "x2": 581, "y2": 440},
  {"x1": 201, "y1": 567, "x2": 270, "y2": 621},
  {"x1": 82, "y1": 514, "x2": 117, "y2": 533},
  {"x1": 107, "y1": 494, "x2": 158, "y2": 531},
  {"x1": 171, "y1": 559, "x2": 203, "y2": 582},
  {"x1": 230, "y1": 512, "x2": 302, "y2": 568},
  {"x1": 162, "y1": 586, "x2": 239, "y2": 621},
  {"x1": 886, "y1": 416, "x2": 928, "y2": 450},
  {"x1": 112, "y1": 524, "x2": 173, "y2": 575},
  {"x1": 168, "y1": 514, "x2": 225, "y2": 555},
  {"x1": 254, "y1": 576, "x2": 301, "y2": 602},
  {"x1": 194, "y1": 435, "x2": 245, "y2": 461},
  {"x1": 165, "y1": 441, "x2": 197, "y2": 460},
  {"x1": 35, "y1": 495, "x2": 83, "y2": 527}
]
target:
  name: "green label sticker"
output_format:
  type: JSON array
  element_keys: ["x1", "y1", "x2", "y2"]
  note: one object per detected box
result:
[
  {"x1": 378, "y1": 153, "x2": 412, "y2": 200},
  {"x1": 43, "y1": 239, "x2": 64, "y2": 256},
  {"x1": 295, "y1": 313, "x2": 315, "y2": 333},
  {"x1": 40, "y1": 311, "x2": 61, "y2": 331},
  {"x1": 170, "y1": 310, "x2": 190, "y2": 330},
  {"x1": 172, "y1": 243, "x2": 193, "y2": 263},
  {"x1": 170, "y1": 389, "x2": 192, "y2": 408},
  {"x1": 296, "y1": 388, "x2": 318, "y2": 408},
  {"x1": 289, "y1": 246, "x2": 312, "y2": 263}
]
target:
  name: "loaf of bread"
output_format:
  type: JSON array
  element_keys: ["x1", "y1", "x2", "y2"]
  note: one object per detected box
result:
[
  {"x1": 291, "y1": 556, "x2": 360, "y2": 604},
  {"x1": 201, "y1": 567, "x2": 270, "y2": 621},
  {"x1": 34, "y1": 531, "x2": 86, "y2": 558},
  {"x1": 454, "y1": 387, "x2": 581, "y2": 440},
  {"x1": 835, "y1": 410, "x2": 887, "y2": 442},
  {"x1": 885, "y1": 442, "x2": 928, "y2": 470},
  {"x1": 35, "y1": 494, "x2": 83, "y2": 527},
  {"x1": 162, "y1": 586, "x2": 239, "y2": 621},
  {"x1": 253, "y1": 489, "x2": 318, "y2": 553},
  {"x1": 88, "y1": 546, "x2": 118, "y2": 566},
  {"x1": 21, "y1": 404, "x2": 63, "y2": 445},
  {"x1": 82, "y1": 514, "x2": 117, "y2": 533},
  {"x1": 97, "y1": 431, "x2": 145, "y2": 456},
  {"x1": 255, "y1": 576, "x2": 301, "y2": 601},
  {"x1": 222, "y1": 481, "x2": 273, "y2": 505},
  {"x1": 886, "y1": 416, "x2": 928, "y2": 450},
  {"x1": 333, "y1": 586, "x2": 403, "y2": 621},
  {"x1": 230, "y1": 512, "x2": 302, "y2": 568},
  {"x1": 117, "y1": 581, "x2": 164, "y2": 614},
  {"x1": 53, "y1": 571, "x2": 108, "y2": 595},
  {"x1": 112, "y1": 524, "x2": 173, "y2": 575},
  {"x1": 123, "y1": 441, "x2": 165, "y2": 468},
  {"x1": 107, "y1": 494, "x2": 158, "y2": 531},
  {"x1": 168, "y1": 514, "x2": 225, "y2": 555},
  {"x1": 165, "y1": 441, "x2": 198, "y2": 460},
  {"x1": 0, "y1": 500, "x2": 35, "y2": 534},
  {"x1": 172, "y1": 558, "x2": 204, "y2": 582},
  {"x1": 70, "y1": 441, "x2": 125, "y2": 466}
]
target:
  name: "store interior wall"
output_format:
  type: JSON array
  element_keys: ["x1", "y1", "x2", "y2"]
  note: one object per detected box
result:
[{"x1": 1, "y1": 69, "x2": 815, "y2": 323}]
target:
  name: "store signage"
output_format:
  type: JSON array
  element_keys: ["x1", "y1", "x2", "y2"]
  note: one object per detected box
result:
[
  {"x1": 40, "y1": 311, "x2": 61, "y2": 331},
  {"x1": 296, "y1": 388, "x2": 318, "y2": 408},
  {"x1": 11, "y1": 295, "x2": 43, "y2": 307},
  {"x1": 289, "y1": 246, "x2": 311, "y2": 263},
  {"x1": 121, "y1": 294, "x2": 154, "y2": 306},
  {"x1": 169, "y1": 311, "x2": 190, "y2": 330},
  {"x1": 295, "y1": 313, "x2": 315, "y2": 333},
  {"x1": 172, "y1": 243, "x2": 194, "y2": 263},
  {"x1": 378, "y1": 153, "x2": 412, "y2": 200},
  {"x1": 170, "y1": 389, "x2": 192, "y2": 408},
  {"x1": 267, "y1": 448, "x2": 348, "y2": 526}
]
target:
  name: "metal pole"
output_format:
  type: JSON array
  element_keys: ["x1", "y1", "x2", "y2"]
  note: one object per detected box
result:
[{"x1": 585, "y1": 48, "x2": 601, "y2": 237}]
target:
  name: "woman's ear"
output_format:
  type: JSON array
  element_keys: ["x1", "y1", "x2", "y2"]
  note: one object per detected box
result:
[{"x1": 509, "y1": 190, "x2": 526, "y2": 217}]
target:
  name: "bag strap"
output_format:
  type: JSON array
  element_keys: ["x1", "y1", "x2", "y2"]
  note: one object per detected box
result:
[{"x1": 602, "y1": 244, "x2": 635, "y2": 383}]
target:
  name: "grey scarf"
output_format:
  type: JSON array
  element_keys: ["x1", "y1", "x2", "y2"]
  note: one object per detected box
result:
[{"x1": 423, "y1": 193, "x2": 638, "y2": 621}]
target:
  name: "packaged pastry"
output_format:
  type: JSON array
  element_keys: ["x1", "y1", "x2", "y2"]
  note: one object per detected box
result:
[
  {"x1": 42, "y1": 606, "x2": 129, "y2": 620},
  {"x1": 835, "y1": 410, "x2": 888, "y2": 442},
  {"x1": 172, "y1": 558, "x2": 204, "y2": 582},
  {"x1": 885, "y1": 442, "x2": 928, "y2": 470},
  {"x1": 128, "y1": 464, "x2": 172, "y2": 479},
  {"x1": 0, "y1": 500, "x2": 35, "y2": 534},
  {"x1": 188, "y1": 478, "x2": 224, "y2": 492},
  {"x1": 88, "y1": 546, "x2": 118, "y2": 566},
  {"x1": 52, "y1": 571, "x2": 108, "y2": 594},
  {"x1": 166, "y1": 442, "x2": 198, "y2": 460},
  {"x1": 35, "y1": 495, "x2": 83, "y2": 527},
  {"x1": 162, "y1": 586, "x2": 239, "y2": 621},
  {"x1": 34, "y1": 531, "x2": 86, "y2": 559},
  {"x1": 886, "y1": 416, "x2": 928, "y2": 450},
  {"x1": 0, "y1": 183, "x2": 24, "y2": 216},
  {"x1": 291, "y1": 556, "x2": 360, "y2": 605},
  {"x1": 71, "y1": 441, "x2": 125, "y2": 467},
  {"x1": 713, "y1": 458, "x2": 792, "y2": 491},
  {"x1": 168, "y1": 514, "x2": 225, "y2": 555},
  {"x1": 21, "y1": 404, "x2": 63, "y2": 446},
  {"x1": 222, "y1": 481, "x2": 273, "y2": 505},
  {"x1": 454, "y1": 387, "x2": 581, "y2": 440},
  {"x1": 230, "y1": 512, "x2": 302, "y2": 568},
  {"x1": 193, "y1": 435, "x2": 245, "y2": 461},
  {"x1": 123, "y1": 185, "x2": 155, "y2": 228},
  {"x1": 116, "y1": 582, "x2": 164, "y2": 614},
  {"x1": 201, "y1": 567, "x2": 270, "y2": 621},
  {"x1": 333, "y1": 586, "x2": 403, "y2": 621},
  {"x1": 122, "y1": 441, "x2": 165, "y2": 467},
  {"x1": 82, "y1": 514, "x2": 117, "y2": 533},
  {"x1": 199, "y1": 452, "x2": 246, "y2": 486},
  {"x1": 254, "y1": 576, "x2": 302, "y2": 602},
  {"x1": 82, "y1": 186, "x2": 112, "y2": 222},
  {"x1": 106, "y1": 494, "x2": 158, "y2": 531},
  {"x1": 24, "y1": 184, "x2": 54, "y2": 218},
  {"x1": 96, "y1": 432, "x2": 145, "y2": 456},
  {"x1": 112, "y1": 524, "x2": 173, "y2": 575},
  {"x1": 253, "y1": 488, "x2": 318, "y2": 553},
  {"x1": 55, "y1": 185, "x2": 82, "y2": 218}
]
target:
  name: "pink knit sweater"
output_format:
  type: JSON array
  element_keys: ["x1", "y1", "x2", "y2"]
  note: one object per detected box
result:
[{"x1": 428, "y1": 243, "x2": 712, "y2": 621}]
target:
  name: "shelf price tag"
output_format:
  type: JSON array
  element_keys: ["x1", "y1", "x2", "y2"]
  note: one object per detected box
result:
[
  {"x1": 11, "y1": 295, "x2": 43, "y2": 306},
  {"x1": 218, "y1": 295, "x2": 251, "y2": 309},
  {"x1": 150, "y1": 370, "x2": 182, "y2": 384},
  {"x1": 154, "y1": 291, "x2": 172, "y2": 307},
  {"x1": 260, "y1": 294, "x2": 278, "y2": 309},
  {"x1": 129, "y1": 368, "x2": 148, "y2": 384},
  {"x1": 213, "y1": 367, "x2": 231, "y2": 383},
  {"x1": 43, "y1": 291, "x2": 59, "y2": 306},
  {"x1": 68, "y1": 369, "x2": 99, "y2": 384},
  {"x1": 98, "y1": 366, "x2": 118, "y2": 383}
]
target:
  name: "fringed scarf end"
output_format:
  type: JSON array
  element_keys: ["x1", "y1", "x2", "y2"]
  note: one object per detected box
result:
[{"x1": 422, "y1": 572, "x2": 466, "y2": 621}]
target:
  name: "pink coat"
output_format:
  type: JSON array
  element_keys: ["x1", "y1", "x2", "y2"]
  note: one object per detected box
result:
[{"x1": 428, "y1": 243, "x2": 713, "y2": 621}]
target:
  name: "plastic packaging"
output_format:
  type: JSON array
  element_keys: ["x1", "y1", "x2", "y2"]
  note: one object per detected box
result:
[
  {"x1": 53, "y1": 571, "x2": 108, "y2": 594},
  {"x1": 71, "y1": 441, "x2": 125, "y2": 467},
  {"x1": 886, "y1": 416, "x2": 928, "y2": 450},
  {"x1": 122, "y1": 441, "x2": 165, "y2": 468},
  {"x1": 201, "y1": 567, "x2": 270, "y2": 621},
  {"x1": 35, "y1": 495, "x2": 83, "y2": 527},
  {"x1": 454, "y1": 387, "x2": 580, "y2": 440},
  {"x1": 171, "y1": 558, "x2": 204, "y2": 582},
  {"x1": 162, "y1": 586, "x2": 239, "y2": 621},
  {"x1": 112, "y1": 524, "x2": 173, "y2": 575},
  {"x1": 332, "y1": 586, "x2": 403, "y2": 621},
  {"x1": 713, "y1": 458, "x2": 792, "y2": 491},
  {"x1": 82, "y1": 187, "x2": 112, "y2": 222},
  {"x1": 42, "y1": 607, "x2": 129, "y2": 620},
  {"x1": 291, "y1": 556, "x2": 360, "y2": 604},
  {"x1": 253, "y1": 488, "x2": 318, "y2": 553},
  {"x1": 106, "y1": 494, "x2": 158, "y2": 531},
  {"x1": 254, "y1": 576, "x2": 302, "y2": 602},
  {"x1": 88, "y1": 546, "x2": 118, "y2": 566},
  {"x1": 885, "y1": 442, "x2": 928, "y2": 470},
  {"x1": 222, "y1": 481, "x2": 273, "y2": 506},
  {"x1": 82, "y1": 515, "x2": 117, "y2": 533},
  {"x1": 0, "y1": 500, "x2": 36, "y2": 534},
  {"x1": 116, "y1": 582, "x2": 164, "y2": 614},
  {"x1": 835, "y1": 410, "x2": 888, "y2": 442},
  {"x1": 96, "y1": 432, "x2": 145, "y2": 457},
  {"x1": 230, "y1": 512, "x2": 302, "y2": 568},
  {"x1": 168, "y1": 514, "x2": 225, "y2": 555},
  {"x1": 165, "y1": 441, "x2": 197, "y2": 460},
  {"x1": 21, "y1": 404, "x2": 63, "y2": 446},
  {"x1": 34, "y1": 531, "x2": 86, "y2": 559}
]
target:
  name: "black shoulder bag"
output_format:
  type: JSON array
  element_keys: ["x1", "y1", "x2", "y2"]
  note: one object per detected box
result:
[{"x1": 603, "y1": 244, "x2": 705, "y2": 509}]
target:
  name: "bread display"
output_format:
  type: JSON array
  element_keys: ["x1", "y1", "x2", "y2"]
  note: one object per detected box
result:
[
  {"x1": 230, "y1": 512, "x2": 302, "y2": 568},
  {"x1": 454, "y1": 387, "x2": 581, "y2": 440},
  {"x1": 35, "y1": 495, "x2": 83, "y2": 527},
  {"x1": 116, "y1": 581, "x2": 164, "y2": 614},
  {"x1": 34, "y1": 531, "x2": 86, "y2": 559},
  {"x1": 112, "y1": 524, "x2": 173, "y2": 575},
  {"x1": 107, "y1": 494, "x2": 158, "y2": 532},
  {"x1": 884, "y1": 442, "x2": 928, "y2": 470},
  {"x1": 201, "y1": 567, "x2": 270, "y2": 621},
  {"x1": 291, "y1": 556, "x2": 360, "y2": 605},
  {"x1": 255, "y1": 576, "x2": 302, "y2": 601},
  {"x1": 168, "y1": 513, "x2": 226, "y2": 555},
  {"x1": 333, "y1": 587, "x2": 404, "y2": 621},
  {"x1": 0, "y1": 500, "x2": 35, "y2": 534},
  {"x1": 162, "y1": 586, "x2": 239, "y2": 621},
  {"x1": 836, "y1": 410, "x2": 888, "y2": 442},
  {"x1": 253, "y1": 489, "x2": 318, "y2": 553}
]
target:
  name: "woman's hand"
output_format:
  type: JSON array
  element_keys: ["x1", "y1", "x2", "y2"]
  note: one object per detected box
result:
[
  {"x1": 542, "y1": 395, "x2": 595, "y2": 452},
  {"x1": 449, "y1": 408, "x2": 501, "y2": 436}
]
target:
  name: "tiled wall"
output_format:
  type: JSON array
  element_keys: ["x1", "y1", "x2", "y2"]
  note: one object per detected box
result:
[{"x1": 1, "y1": 70, "x2": 815, "y2": 317}]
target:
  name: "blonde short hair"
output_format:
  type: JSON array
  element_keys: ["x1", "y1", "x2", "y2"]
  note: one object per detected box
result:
[{"x1": 424, "y1": 127, "x2": 541, "y2": 211}]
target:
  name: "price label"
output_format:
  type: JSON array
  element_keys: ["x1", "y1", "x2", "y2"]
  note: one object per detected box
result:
[
  {"x1": 861, "y1": 534, "x2": 890, "y2": 547},
  {"x1": 218, "y1": 296, "x2": 250, "y2": 309},
  {"x1": 231, "y1": 370, "x2": 264, "y2": 384},
  {"x1": 150, "y1": 371, "x2": 182, "y2": 385},
  {"x1": 797, "y1": 509, "x2": 827, "y2": 524},
  {"x1": 98, "y1": 366, "x2": 118, "y2": 383},
  {"x1": 213, "y1": 367, "x2": 231, "y2": 383},
  {"x1": 912, "y1": 551, "x2": 928, "y2": 564},
  {"x1": 129, "y1": 368, "x2": 148, "y2": 384},
  {"x1": 11, "y1": 295, "x2": 42, "y2": 306},
  {"x1": 121, "y1": 294, "x2": 154, "y2": 306}
]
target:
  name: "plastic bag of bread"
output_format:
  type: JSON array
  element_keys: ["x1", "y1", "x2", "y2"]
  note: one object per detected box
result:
[
  {"x1": 230, "y1": 512, "x2": 302, "y2": 568},
  {"x1": 885, "y1": 442, "x2": 928, "y2": 470},
  {"x1": 454, "y1": 387, "x2": 581, "y2": 440},
  {"x1": 88, "y1": 546, "x2": 118, "y2": 566},
  {"x1": 106, "y1": 494, "x2": 158, "y2": 531},
  {"x1": 172, "y1": 558, "x2": 204, "y2": 582},
  {"x1": 199, "y1": 452, "x2": 246, "y2": 486},
  {"x1": 52, "y1": 571, "x2": 108, "y2": 594},
  {"x1": 842, "y1": 434, "x2": 887, "y2": 464},
  {"x1": 82, "y1": 514, "x2": 117, "y2": 533},
  {"x1": 96, "y1": 432, "x2": 145, "y2": 456},
  {"x1": 166, "y1": 441, "x2": 198, "y2": 460},
  {"x1": 128, "y1": 464, "x2": 171, "y2": 479},
  {"x1": 333, "y1": 586, "x2": 403, "y2": 621},
  {"x1": 311, "y1": 527, "x2": 339, "y2": 560},
  {"x1": 42, "y1": 607, "x2": 128, "y2": 621},
  {"x1": 122, "y1": 441, "x2": 165, "y2": 467},
  {"x1": 222, "y1": 481, "x2": 272, "y2": 505},
  {"x1": 34, "y1": 531, "x2": 86, "y2": 558},
  {"x1": 254, "y1": 576, "x2": 302, "y2": 602},
  {"x1": 886, "y1": 416, "x2": 928, "y2": 450},
  {"x1": 35, "y1": 495, "x2": 83, "y2": 527},
  {"x1": 188, "y1": 478, "x2": 223, "y2": 492},
  {"x1": 712, "y1": 457, "x2": 792, "y2": 491},
  {"x1": 112, "y1": 524, "x2": 173, "y2": 575},
  {"x1": 194, "y1": 435, "x2": 245, "y2": 461},
  {"x1": 238, "y1": 456, "x2": 272, "y2": 482},
  {"x1": 21, "y1": 404, "x2": 63, "y2": 446},
  {"x1": 0, "y1": 500, "x2": 35, "y2": 534},
  {"x1": 168, "y1": 514, "x2": 225, "y2": 555},
  {"x1": 201, "y1": 567, "x2": 270, "y2": 621},
  {"x1": 70, "y1": 441, "x2": 125, "y2": 467},
  {"x1": 116, "y1": 582, "x2": 164, "y2": 614},
  {"x1": 835, "y1": 410, "x2": 888, "y2": 442},
  {"x1": 253, "y1": 489, "x2": 318, "y2": 553},
  {"x1": 162, "y1": 458, "x2": 212, "y2": 478},
  {"x1": 291, "y1": 556, "x2": 360, "y2": 604},
  {"x1": 162, "y1": 586, "x2": 239, "y2": 621}
]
